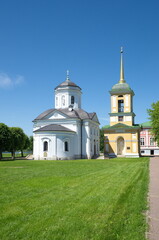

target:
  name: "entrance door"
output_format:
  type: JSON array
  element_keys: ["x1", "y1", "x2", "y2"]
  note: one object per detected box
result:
[
  {"x1": 117, "y1": 137, "x2": 124, "y2": 155},
  {"x1": 151, "y1": 150, "x2": 154, "y2": 155}
]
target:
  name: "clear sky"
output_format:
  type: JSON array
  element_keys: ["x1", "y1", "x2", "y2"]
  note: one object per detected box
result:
[{"x1": 0, "y1": 0, "x2": 159, "y2": 136}]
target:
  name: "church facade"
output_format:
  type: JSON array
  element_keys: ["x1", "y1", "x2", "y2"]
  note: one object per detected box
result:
[
  {"x1": 104, "y1": 48, "x2": 140, "y2": 158},
  {"x1": 33, "y1": 72, "x2": 100, "y2": 160}
]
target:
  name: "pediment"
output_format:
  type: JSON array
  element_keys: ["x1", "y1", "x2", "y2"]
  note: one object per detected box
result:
[
  {"x1": 92, "y1": 114, "x2": 100, "y2": 123},
  {"x1": 44, "y1": 110, "x2": 68, "y2": 120}
]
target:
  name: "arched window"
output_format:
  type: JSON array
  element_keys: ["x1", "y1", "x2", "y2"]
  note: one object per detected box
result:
[
  {"x1": 118, "y1": 100, "x2": 124, "y2": 112},
  {"x1": 43, "y1": 141, "x2": 48, "y2": 151},
  {"x1": 62, "y1": 95, "x2": 65, "y2": 106},
  {"x1": 64, "y1": 141, "x2": 69, "y2": 152},
  {"x1": 71, "y1": 96, "x2": 75, "y2": 104},
  {"x1": 118, "y1": 95, "x2": 123, "y2": 98}
]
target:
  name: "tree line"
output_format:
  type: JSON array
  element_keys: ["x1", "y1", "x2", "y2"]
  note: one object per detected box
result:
[
  {"x1": 0, "y1": 123, "x2": 33, "y2": 160},
  {"x1": 148, "y1": 101, "x2": 159, "y2": 146}
]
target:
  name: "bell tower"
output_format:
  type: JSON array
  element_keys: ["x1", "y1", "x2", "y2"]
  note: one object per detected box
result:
[
  {"x1": 104, "y1": 47, "x2": 140, "y2": 158},
  {"x1": 109, "y1": 47, "x2": 135, "y2": 126}
]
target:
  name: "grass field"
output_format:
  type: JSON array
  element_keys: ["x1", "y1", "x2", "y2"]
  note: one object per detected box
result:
[{"x1": 0, "y1": 158, "x2": 149, "y2": 240}]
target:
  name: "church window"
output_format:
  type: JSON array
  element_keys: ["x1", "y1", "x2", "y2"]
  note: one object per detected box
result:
[
  {"x1": 150, "y1": 138, "x2": 155, "y2": 146},
  {"x1": 43, "y1": 141, "x2": 48, "y2": 151},
  {"x1": 140, "y1": 138, "x2": 145, "y2": 146},
  {"x1": 118, "y1": 100, "x2": 124, "y2": 112},
  {"x1": 118, "y1": 95, "x2": 123, "y2": 97},
  {"x1": 64, "y1": 141, "x2": 69, "y2": 151},
  {"x1": 118, "y1": 116, "x2": 123, "y2": 122},
  {"x1": 71, "y1": 96, "x2": 75, "y2": 104},
  {"x1": 62, "y1": 95, "x2": 65, "y2": 106}
]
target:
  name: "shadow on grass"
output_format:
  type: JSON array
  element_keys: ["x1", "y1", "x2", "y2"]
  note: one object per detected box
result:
[{"x1": 0, "y1": 157, "x2": 32, "y2": 161}]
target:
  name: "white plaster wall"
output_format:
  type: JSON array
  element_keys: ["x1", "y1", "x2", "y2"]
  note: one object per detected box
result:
[
  {"x1": 132, "y1": 143, "x2": 136, "y2": 153},
  {"x1": 33, "y1": 132, "x2": 77, "y2": 160},
  {"x1": 125, "y1": 95, "x2": 129, "y2": 107},
  {"x1": 110, "y1": 116, "x2": 114, "y2": 122},
  {"x1": 111, "y1": 95, "x2": 116, "y2": 112},
  {"x1": 34, "y1": 133, "x2": 56, "y2": 160},
  {"x1": 155, "y1": 150, "x2": 159, "y2": 155},
  {"x1": 125, "y1": 116, "x2": 132, "y2": 122},
  {"x1": 33, "y1": 111, "x2": 99, "y2": 160},
  {"x1": 49, "y1": 113, "x2": 65, "y2": 119},
  {"x1": 141, "y1": 149, "x2": 159, "y2": 156},
  {"x1": 83, "y1": 121, "x2": 100, "y2": 158},
  {"x1": 55, "y1": 87, "x2": 82, "y2": 109},
  {"x1": 113, "y1": 96, "x2": 116, "y2": 107},
  {"x1": 56, "y1": 135, "x2": 74, "y2": 159},
  {"x1": 85, "y1": 123, "x2": 91, "y2": 158},
  {"x1": 76, "y1": 123, "x2": 82, "y2": 157}
]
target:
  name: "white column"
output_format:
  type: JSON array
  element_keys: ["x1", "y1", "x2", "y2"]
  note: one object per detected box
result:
[{"x1": 85, "y1": 123, "x2": 91, "y2": 158}]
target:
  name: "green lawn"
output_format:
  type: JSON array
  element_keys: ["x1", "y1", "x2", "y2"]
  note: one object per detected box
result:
[{"x1": 0, "y1": 158, "x2": 149, "y2": 240}]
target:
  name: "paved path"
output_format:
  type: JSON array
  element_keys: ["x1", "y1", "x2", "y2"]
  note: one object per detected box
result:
[{"x1": 148, "y1": 157, "x2": 159, "y2": 240}]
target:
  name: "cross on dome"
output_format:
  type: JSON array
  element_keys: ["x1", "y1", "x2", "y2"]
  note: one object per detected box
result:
[{"x1": 66, "y1": 70, "x2": 70, "y2": 82}]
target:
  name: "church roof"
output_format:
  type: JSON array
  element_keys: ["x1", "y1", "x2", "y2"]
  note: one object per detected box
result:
[
  {"x1": 103, "y1": 123, "x2": 140, "y2": 130},
  {"x1": 34, "y1": 124, "x2": 75, "y2": 133},
  {"x1": 140, "y1": 121, "x2": 152, "y2": 128},
  {"x1": 55, "y1": 80, "x2": 81, "y2": 90},
  {"x1": 33, "y1": 108, "x2": 99, "y2": 123},
  {"x1": 110, "y1": 82, "x2": 134, "y2": 95},
  {"x1": 54, "y1": 72, "x2": 81, "y2": 90}
]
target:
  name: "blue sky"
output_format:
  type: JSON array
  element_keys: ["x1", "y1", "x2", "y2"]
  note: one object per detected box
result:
[{"x1": 0, "y1": 0, "x2": 159, "y2": 136}]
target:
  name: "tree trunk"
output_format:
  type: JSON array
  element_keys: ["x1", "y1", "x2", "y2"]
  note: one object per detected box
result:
[
  {"x1": 0, "y1": 150, "x2": 2, "y2": 160},
  {"x1": 12, "y1": 150, "x2": 15, "y2": 160},
  {"x1": 21, "y1": 150, "x2": 24, "y2": 157}
]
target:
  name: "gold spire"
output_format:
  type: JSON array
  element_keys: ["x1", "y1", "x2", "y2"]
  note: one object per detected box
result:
[{"x1": 119, "y1": 47, "x2": 125, "y2": 83}]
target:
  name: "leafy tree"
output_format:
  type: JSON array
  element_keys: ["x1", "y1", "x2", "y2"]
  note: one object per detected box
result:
[
  {"x1": 20, "y1": 134, "x2": 30, "y2": 157},
  {"x1": 29, "y1": 136, "x2": 33, "y2": 151},
  {"x1": 0, "y1": 123, "x2": 11, "y2": 160},
  {"x1": 9, "y1": 127, "x2": 25, "y2": 159},
  {"x1": 147, "y1": 101, "x2": 159, "y2": 146},
  {"x1": 100, "y1": 128, "x2": 104, "y2": 152}
]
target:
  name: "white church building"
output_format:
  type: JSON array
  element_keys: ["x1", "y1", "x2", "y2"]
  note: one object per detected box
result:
[{"x1": 33, "y1": 72, "x2": 100, "y2": 160}]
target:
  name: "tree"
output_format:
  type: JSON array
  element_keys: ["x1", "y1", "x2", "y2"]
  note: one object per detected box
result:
[
  {"x1": 100, "y1": 128, "x2": 104, "y2": 153},
  {"x1": 0, "y1": 123, "x2": 11, "y2": 160},
  {"x1": 20, "y1": 134, "x2": 30, "y2": 157},
  {"x1": 9, "y1": 127, "x2": 25, "y2": 159},
  {"x1": 29, "y1": 136, "x2": 33, "y2": 151},
  {"x1": 147, "y1": 101, "x2": 159, "y2": 146}
]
